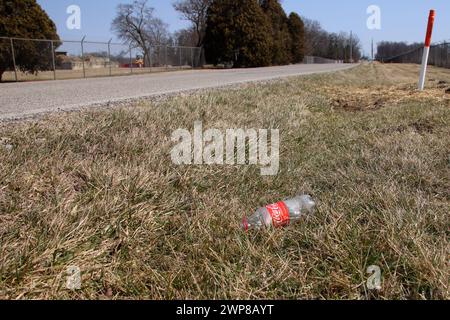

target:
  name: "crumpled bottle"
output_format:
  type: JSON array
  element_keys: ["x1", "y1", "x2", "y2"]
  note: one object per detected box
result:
[{"x1": 242, "y1": 195, "x2": 316, "y2": 231}]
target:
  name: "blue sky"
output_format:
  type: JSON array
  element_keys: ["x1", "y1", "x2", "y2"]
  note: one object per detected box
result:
[{"x1": 37, "y1": 0, "x2": 449, "y2": 56}]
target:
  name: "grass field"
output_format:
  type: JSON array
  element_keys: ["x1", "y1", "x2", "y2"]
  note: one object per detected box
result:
[{"x1": 0, "y1": 63, "x2": 449, "y2": 299}]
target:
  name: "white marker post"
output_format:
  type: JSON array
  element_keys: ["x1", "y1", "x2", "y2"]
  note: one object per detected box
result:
[{"x1": 418, "y1": 10, "x2": 436, "y2": 91}]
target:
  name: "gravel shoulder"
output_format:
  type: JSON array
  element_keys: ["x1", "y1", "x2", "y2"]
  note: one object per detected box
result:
[{"x1": 0, "y1": 63, "x2": 356, "y2": 121}]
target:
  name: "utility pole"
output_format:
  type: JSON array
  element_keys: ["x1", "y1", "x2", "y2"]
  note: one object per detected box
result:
[
  {"x1": 81, "y1": 36, "x2": 86, "y2": 78},
  {"x1": 371, "y1": 38, "x2": 374, "y2": 61},
  {"x1": 108, "y1": 38, "x2": 112, "y2": 77},
  {"x1": 445, "y1": 41, "x2": 448, "y2": 68},
  {"x1": 10, "y1": 38, "x2": 18, "y2": 82}
]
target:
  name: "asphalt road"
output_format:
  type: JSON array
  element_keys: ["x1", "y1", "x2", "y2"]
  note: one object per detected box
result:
[{"x1": 0, "y1": 63, "x2": 356, "y2": 120}]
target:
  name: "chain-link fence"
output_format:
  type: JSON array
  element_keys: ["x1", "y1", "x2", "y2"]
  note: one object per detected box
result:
[
  {"x1": 303, "y1": 56, "x2": 344, "y2": 64},
  {"x1": 381, "y1": 42, "x2": 450, "y2": 69},
  {"x1": 0, "y1": 36, "x2": 204, "y2": 82}
]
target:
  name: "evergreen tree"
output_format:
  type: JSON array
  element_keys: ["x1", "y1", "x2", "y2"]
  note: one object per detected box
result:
[
  {"x1": 287, "y1": 12, "x2": 305, "y2": 63},
  {"x1": 0, "y1": 0, "x2": 60, "y2": 81},
  {"x1": 260, "y1": 0, "x2": 292, "y2": 65},
  {"x1": 204, "y1": 0, "x2": 272, "y2": 67}
]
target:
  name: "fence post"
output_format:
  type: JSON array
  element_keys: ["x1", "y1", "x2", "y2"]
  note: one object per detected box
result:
[
  {"x1": 81, "y1": 36, "x2": 86, "y2": 78},
  {"x1": 191, "y1": 47, "x2": 194, "y2": 69},
  {"x1": 418, "y1": 10, "x2": 435, "y2": 91},
  {"x1": 433, "y1": 45, "x2": 437, "y2": 66},
  {"x1": 179, "y1": 47, "x2": 182, "y2": 69},
  {"x1": 10, "y1": 38, "x2": 18, "y2": 82},
  {"x1": 108, "y1": 38, "x2": 112, "y2": 77},
  {"x1": 50, "y1": 40, "x2": 56, "y2": 80}
]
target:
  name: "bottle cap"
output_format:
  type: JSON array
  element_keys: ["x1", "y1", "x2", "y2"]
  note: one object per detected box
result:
[{"x1": 242, "y1": 217, "x2": 249, "y2": 231}]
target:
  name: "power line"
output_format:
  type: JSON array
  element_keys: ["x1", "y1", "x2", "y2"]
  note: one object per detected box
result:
[{"x1": 376, "y1": 39, "x2": 449, "y2": 62}]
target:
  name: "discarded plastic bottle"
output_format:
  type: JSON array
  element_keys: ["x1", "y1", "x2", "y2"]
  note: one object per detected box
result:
[{"x1": 242, "y1": 195, "x2": 316, "y2": 231}]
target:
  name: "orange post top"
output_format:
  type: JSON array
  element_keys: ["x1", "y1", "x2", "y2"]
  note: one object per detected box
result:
[{"x1": 425, "y1": 10, "x2": 436, "y2": 47}]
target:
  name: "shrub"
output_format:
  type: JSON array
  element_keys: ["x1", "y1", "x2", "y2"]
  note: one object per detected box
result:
[
  {"x1": 0, "y1": 0, "x2": 60, "y2": 81},
  {"x1": 204, "y1": 0, "x2": 272, "y2": 68},
  {"x1": 288, "y1": 12, "x2": 305, "y2": 64},
  {"x1": 260, "y1": 0, "x2": 292, "y2": 65}
]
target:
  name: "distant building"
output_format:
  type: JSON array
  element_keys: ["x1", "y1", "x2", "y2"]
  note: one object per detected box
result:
[{"x1": 56, "y1": 54, "x2": 119, "y2": 70}]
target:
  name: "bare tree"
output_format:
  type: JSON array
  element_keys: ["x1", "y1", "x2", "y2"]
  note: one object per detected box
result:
[
  {"x1": 174, "y1": 27, "x2": 198, "y2": 47},
  {"x1": 302, "y1": 17, "x2": 362, "y2": 62},
  {"x1": 111, "y1": 0, "x2": 170, "y2": 66},
  {"x1": 303, "y1": 18, "x2": 327, "y2": 56},
  {"x1": 173, "y1": 0, "x2": 211, "y2": 47},
  {"x1": 146, "y1": 17, "x2": 170, "y2": 45},
  {"x1": 376, "y1": 41, "x2": 422, "y2": 61}
]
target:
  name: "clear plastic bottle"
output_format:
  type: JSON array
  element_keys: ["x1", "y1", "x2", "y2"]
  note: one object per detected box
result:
[{"x1": 242, "y1": 195, "x2": 316, "y2": 231}]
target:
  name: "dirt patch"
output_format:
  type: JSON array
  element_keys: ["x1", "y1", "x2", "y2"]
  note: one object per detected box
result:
[
  {"x1": 0, "y1": 137, "x2": 13, "y2": 151},
  {"x1": 324, "y1": 84, "x2": 449, "y2": 112},
  {"x1": 437, "y1": 80, "x2": 448, "y2": 88},
  {"x1": 380, "y1": 119, "x2": 435, "y2": 135},
  {"x1": 326, "y1": 86, "x2": 402, "y2": 112},
  {"x1": 331, "y1": 95, "x2": 385, "y2": 111},
  {"x1": 410, "y1": 120, "x2": 435, "y2": 134}
]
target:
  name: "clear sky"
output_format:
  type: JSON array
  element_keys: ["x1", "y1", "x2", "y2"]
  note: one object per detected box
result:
[{"x1": 37, "y1": 0, "x2": 450, "y2": 56}]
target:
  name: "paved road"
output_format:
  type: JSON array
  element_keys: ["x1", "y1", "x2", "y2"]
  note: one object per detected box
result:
[{"x1": 0, "y1": 63, "x2": 356, "y2": 120}]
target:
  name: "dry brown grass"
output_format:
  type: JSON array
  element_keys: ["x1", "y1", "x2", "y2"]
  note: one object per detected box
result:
[{"x1": 0, "y1": 63, "x2": 449, "y2": 300}]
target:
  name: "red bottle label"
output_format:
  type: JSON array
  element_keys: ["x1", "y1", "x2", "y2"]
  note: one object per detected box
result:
[{"x1": 266, "y1": 202, "x2": 290, "y2": 228}]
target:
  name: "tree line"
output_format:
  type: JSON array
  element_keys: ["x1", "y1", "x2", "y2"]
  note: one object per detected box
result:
[
  {"x1": 112, "y1": 0, "x2": 361, "y2": 67},
  {"x1": 0, "y1": 0, "x2": 361, "y2": 81},
  {"x1": 174, "y1": 0, "x2": 360, "y2": 66},
  {"x1": 375, "y1": 41, "x2": 422, "y2": 62},
  {"x1": 112, "y1": 0, "x2": 307, "y2": 68},
  {"x1": 202, "y1": 0, "x2": 305, "y2": 67},
  {"x1": 302, "y1": 17, "x2": 362, "y2": 62}
]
